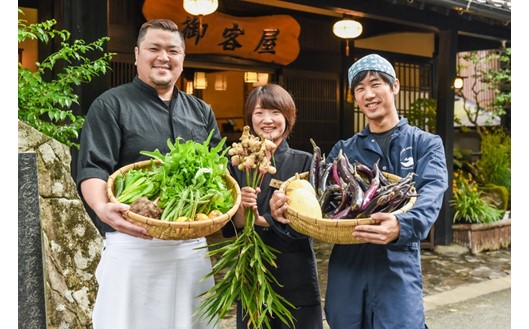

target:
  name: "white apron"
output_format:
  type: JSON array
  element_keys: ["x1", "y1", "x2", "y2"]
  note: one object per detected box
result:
[{"x1": 92, "y1": 232, "x2": 219, "y2": 329}]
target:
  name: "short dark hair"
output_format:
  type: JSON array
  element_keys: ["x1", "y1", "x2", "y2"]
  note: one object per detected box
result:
[
  {"x1": 244, "y1": 84, "x2": 297, "y2": 139},
  {"x1": 137, "y1": 19, "x2": 184, "y2": 50}
]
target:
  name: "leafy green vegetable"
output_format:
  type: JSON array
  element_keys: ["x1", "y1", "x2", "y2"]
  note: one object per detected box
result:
[{"x1": 116, "y1": 130, "x2": 234, "y2": 221}]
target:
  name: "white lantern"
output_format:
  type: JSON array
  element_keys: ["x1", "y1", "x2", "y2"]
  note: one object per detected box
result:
[
  {"x1": 333, "y1": 18, "x2": 363, "y2": 56},
  {"x1": 333, "y1": 19, "x2": 363, "y2": 39},
  {"x1": 183, "y1": 0, "x2": 218, "y2": 16}
]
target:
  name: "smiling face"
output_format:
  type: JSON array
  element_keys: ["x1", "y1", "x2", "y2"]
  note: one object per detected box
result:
[
  {"x1": 353, "y1": 72, "x2": 400, "y2": 132},
  {"x1": 251, "y1": 104, "x2": 287, "y2": 145},
  {"x1": 134, "y1": 27, "x2": 185, "y2": 96},
  {"x1": 244, "y1": 84, "x2": 297, "y2": 146}
]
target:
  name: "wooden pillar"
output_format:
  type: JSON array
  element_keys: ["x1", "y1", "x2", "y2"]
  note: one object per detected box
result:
[
  {"x1": 434, "y1": 29, "x2": 457, "y2": 245},
  {"x1": 36, "y1": 0, "x2": 111, "y2": 117},
  {"x1": 65, "y1": 0, "x2": 110, "y2": 117},
  {"x1": 340, "y1": 42, "x2": 355, "y2": 140},
  {"x1": 58, "y1": 0, "x2": 110, "y2": 179}
]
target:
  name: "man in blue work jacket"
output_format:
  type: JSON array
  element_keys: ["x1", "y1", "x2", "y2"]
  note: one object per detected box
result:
[{"x1": 270, "y1": 53, "x2": 448, "y2": 329}]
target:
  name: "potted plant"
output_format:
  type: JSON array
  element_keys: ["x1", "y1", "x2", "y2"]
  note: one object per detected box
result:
[
  {"x1": 451, "y1": 170, "x2": 504, "y2": 225},
  {"x1": 451, "y1": 128, "x2": 511, "y2": 254}
]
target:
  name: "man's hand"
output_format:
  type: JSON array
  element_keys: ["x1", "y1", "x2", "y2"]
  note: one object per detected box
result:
[
  {"x1": 269, "y1": 190, "x2": 290, "y2": 224},
  {"x1": 81, "y1": 177, "x2": 152, "y2": 239},
  {"x1": 101, "y1": 202, "x2": 153, "y2": 239},
  {"x1": 352, "y1": 212, "x2": 400, "y2": 244}
]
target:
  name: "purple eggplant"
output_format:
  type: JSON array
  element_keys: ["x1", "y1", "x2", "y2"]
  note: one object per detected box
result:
[{"x1": 309, "y1": 138, "x2": 322, "y2": 190}]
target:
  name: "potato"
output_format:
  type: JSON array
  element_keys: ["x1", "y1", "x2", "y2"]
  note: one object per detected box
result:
[
  {"x1": 208, "y1": 210, "x2": 223, "y2": 219},
  {"x1": 194, "y1": 213, "x2": 210, "y2": 221}
]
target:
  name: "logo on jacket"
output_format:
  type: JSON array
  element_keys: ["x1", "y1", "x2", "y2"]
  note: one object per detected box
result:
[
  {"x1": 401, "y1": 157, "x2": 414, "y2": 168},
  {"x1": 400, "y1": 146, "x2": 414, "y2": 170}
]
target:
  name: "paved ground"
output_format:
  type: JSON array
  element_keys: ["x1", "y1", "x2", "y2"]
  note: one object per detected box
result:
[
  {"x1": 421, "y1": 245, "x2": 510, "y2": 297},
  {"x1": 425, "y1": 287, "x2": 510, "y2": 329},
  {"x1": 217, "y1": 241, "x2": 511, "y2": 329}
]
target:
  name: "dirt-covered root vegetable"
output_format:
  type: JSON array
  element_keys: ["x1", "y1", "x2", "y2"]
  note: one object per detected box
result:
[{"x1": 129, "y1": 197, "x2": 163, "y2": 219}]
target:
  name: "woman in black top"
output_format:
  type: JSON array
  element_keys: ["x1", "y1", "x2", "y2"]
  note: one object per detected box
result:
[{"x1": 222, "y1": 84, "x2": 323, "y2": 329}]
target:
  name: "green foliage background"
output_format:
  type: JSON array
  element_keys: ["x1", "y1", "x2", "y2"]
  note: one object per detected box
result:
[
  {"x1": 18, "y1": 10, "x2": 114, "y2": 148},
  {"x1": 477, "y1": 128, "x2": 511, "y2": 193}
]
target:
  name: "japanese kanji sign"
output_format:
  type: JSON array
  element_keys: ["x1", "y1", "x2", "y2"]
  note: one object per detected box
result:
[{"x1": 143, "y1": 0, "x2": 300, "y2": 65}]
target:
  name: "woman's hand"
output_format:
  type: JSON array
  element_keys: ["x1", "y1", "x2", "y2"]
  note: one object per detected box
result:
[
  {"x1": 241, "y1": 186, "x2": 269, "y2": 227},
  {"x1": 269, "y1": 190, "x2": 291, "y2": 224},
  {"x1": 241, "y1": 186, "x2": 259, "y2": 209}
]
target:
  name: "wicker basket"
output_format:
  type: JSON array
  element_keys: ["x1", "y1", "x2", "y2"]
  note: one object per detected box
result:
[
  {"x1": 107, "y1": 160, "x2": 241, "y2": 240},
  {"x1": 279, "y1": 171, "x2": 416, "y2": 245}
]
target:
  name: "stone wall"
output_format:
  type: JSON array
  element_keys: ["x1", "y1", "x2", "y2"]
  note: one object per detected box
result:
[{"x1": 18, "y1": 120, "x2": 103, "y2": 328}]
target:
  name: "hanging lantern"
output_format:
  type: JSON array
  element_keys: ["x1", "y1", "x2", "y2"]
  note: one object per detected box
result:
[
  {"x1": 244, "y1": 72, "x2": 259, "y2": 83},
  {"x1": 253, "y1": 73, "x2": 269, "y2": 87},
  {"x1": 214, "y1": 74, "x2": 227, "y2": 91},
  {"x1": 194, "y1": 72, "x2": 208, "y2": 89},
  {"x1": 333, "y1": 18, "x2": 363, "y2": 56},
  {"x1": 183, "y1": 0, "x2": 218, "y2": 16},
  {"x1": 185, "y1": 81, "x2": 194, "y2": 94},
  {"x1": 183, "y1": 0, "x2": 218, "y2": 34}
]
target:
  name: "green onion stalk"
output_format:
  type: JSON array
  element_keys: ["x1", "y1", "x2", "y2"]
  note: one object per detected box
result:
[{"x1": 196, "y1": 126, "x2": 295, "y2": 329}]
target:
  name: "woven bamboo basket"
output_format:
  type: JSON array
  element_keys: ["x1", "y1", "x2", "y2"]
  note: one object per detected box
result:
[
  {"x1": 107, "y1": 160, "x2": 241, "y2": 240},
  {"x1": 279, "y1": 171, "x2": 416, "y2": 245}
]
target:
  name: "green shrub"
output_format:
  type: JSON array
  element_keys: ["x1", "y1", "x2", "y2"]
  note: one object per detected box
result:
[
  {"x1": 453, "y1": 148, "x2": 478, "y2": 176},
  {"x1": 407, "y1": 98, "x2": 437, "y2": 133},
  {"x1": 477, "y1": 128, "x2": 511, "y2": 193},
  {"x1": 18, "y1": 9, "x2": 114, "y2": 148},
  {"x1": 480, "y1": 184, "x2": 509, "y2": 211},
  {"x1": 451, "y1": 169, "x2": 504, "y2": 224}
]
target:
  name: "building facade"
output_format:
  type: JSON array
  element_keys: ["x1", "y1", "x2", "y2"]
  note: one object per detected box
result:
[{"x1": 18, "y1": 0, "x2": 511, "y2": 246}]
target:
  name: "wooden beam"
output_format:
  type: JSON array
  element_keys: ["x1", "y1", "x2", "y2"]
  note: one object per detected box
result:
[{"x1": 262, "y1": 0, "x2": 510, "y2": 45}]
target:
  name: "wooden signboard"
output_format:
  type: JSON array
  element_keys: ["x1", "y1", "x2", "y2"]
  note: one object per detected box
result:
[{"x1": 143, "y1": 0, "x2": 300, "y2": 65}]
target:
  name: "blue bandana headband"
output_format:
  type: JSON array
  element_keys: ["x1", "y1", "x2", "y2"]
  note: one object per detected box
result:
[{"x1": 348, "y1": 54, "x2": 396, "y2": 86}]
